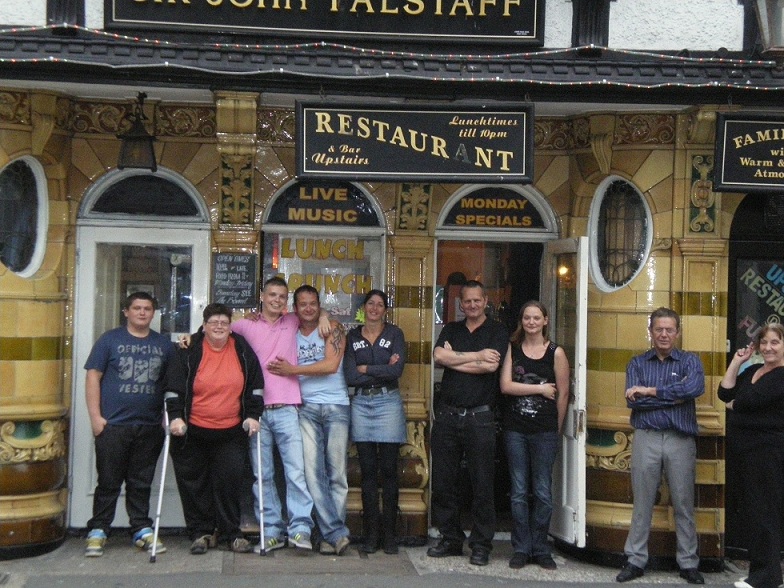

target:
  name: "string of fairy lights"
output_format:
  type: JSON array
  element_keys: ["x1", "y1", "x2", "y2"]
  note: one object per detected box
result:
[{"x1": 0, "y1": 24, "x2": 782, "y2": 90}]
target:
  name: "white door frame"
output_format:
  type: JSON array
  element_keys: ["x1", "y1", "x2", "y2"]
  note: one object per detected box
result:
[
  {"x1": 543, "y1": 236, "x2": 588, "y2": 547},
  {"x1": 69, "y1": 223, "x2": 211, "y2": 528}
]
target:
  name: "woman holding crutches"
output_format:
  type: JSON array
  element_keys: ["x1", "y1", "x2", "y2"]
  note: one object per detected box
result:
[{"x1": 162, "y1": 303, "x2": 264, "y2": 554}]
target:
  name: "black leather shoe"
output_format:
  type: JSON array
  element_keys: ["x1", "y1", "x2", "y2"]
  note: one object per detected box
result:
[
  {"x1": 469, "y1": 547, "x2": 490, "y2": 566},
  {"x1": 426, "y1": 540, "x2": 463, "y2": 558},
  {"x1": 679, "y1": 569, "x2": 705, "y2": 585},
  {"x1": 509, "y1": 552, "x2": 529, "y2": 569},
  {"x1": 534, "y1": 554, "x2": 557, "y2": 570},
  {"x1": 382, "y1": 537, "x2": 399, "y2": 555},
  {"x1": 616, "y1": 563, "x2": 645, "y2": 583},
  {"x1": 358, "y1": 535, "x2": 379, "y2": 554}
]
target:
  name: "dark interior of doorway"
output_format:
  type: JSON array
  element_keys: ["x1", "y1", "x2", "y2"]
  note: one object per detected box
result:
[
  {"x1": 726, "y1": 193, "x2": 784, "y2": 558},
  {"x1": 435, "y1": 240, "x2": 543, "y2": 532}
]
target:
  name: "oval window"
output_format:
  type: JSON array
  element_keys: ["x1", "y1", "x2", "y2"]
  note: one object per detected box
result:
[
  {"x1": 0, "y1": 158, "x2": 48, "y2": 277},
  {"x1": 589, "y1": 177, "x2": 651, "y2": 292}
]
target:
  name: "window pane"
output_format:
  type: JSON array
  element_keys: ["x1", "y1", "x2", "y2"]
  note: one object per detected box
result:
[
  {"x1": 93, "y1": 176, "x2": 199, "y2": 216},
  {"x1": 0, "y1": 160, "x2": 38, "y2": 272},
  {"x1": 596, "y1": 180, "x2": 648, "y2": 289}
]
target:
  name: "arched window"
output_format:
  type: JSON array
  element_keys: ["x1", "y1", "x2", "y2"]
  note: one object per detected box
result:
[
  {"x1": 589, "y1": 177, "x2": 651, "y2": 292},
  {"x1": 0, "y1": 158, "x2": 48, "y2": 277},
  {"x1": 92, "y1": 175, "x2": 199, "y2": 216}
]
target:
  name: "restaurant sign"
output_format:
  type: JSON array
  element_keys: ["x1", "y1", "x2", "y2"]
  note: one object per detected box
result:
[
  {"x1": 714, "y1": 112, "x2": 784, "y2": 193},
  {"x1": 106, "y1": 0, "x2": 544, "y2": 45},
  {"x1": 296, "y1": 103, "x2": 533, "y2": 183},
  {"x1": 442, "y1": 186, "x2": 545, "y2": 229}
]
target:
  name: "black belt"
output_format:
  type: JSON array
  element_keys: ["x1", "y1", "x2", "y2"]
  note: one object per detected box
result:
[
  {"x1": 439, "y1": 404, "x2": 492, "y2": 417},
  {"x1": 356, "y1": 385, "x2": 394, "y2": 396},
  {"x1": 265, "y1": 403, "x2": 291, "y2": 410}
]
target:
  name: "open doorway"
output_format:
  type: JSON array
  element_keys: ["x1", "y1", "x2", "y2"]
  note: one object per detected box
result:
[
  {"x1": 726, "y1": 192, "x2": 784, "y2": 558},
  {"x1": 433, "y1": 240, "x2": 543, "y2": 531}
]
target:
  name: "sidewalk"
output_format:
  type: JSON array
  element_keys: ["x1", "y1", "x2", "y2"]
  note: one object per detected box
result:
[{"x1": 2, "y1": 536, "x2": 747, "y2": 588}]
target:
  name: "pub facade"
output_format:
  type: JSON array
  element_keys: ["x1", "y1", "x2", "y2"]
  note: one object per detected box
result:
[{"x1": 1, "y1": 0, "x2": 782, "y2": 566}]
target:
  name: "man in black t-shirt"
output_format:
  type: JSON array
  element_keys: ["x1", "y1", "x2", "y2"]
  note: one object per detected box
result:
[{"x1": 427, "y1": 280, "x2": 509, "y2": 566}]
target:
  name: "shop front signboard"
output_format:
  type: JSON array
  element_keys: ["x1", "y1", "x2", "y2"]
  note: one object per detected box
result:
[
  {"x1": 296, "y1": 103, "x2": 533, "y2": 183},
  {"x1": 734, "y1": 258, "x2": 784, "y2": 350},
  {"x1": 715, "y1": 112, "x2": 784, "y2": 193},
  {"x1": 106, "y1": 0, "x2": 544, "y2": 45}
]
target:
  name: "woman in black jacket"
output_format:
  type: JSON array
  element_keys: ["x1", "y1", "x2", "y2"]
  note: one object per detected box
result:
[
  {"x1": 719, "y1": 322, "x2": 784, "y2": 588},
  {"x1": 163, "y1": 303, "x2": 264, "y2": 555}
]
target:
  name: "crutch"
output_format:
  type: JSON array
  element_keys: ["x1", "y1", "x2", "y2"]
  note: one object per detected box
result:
[
  {"x1": 255, "y1": 423, "x2": 265, "y2": 556},
  {"x1": 150, "y1": 391, "x2": 181, "y2": 563},
  {"x1": 243, "y1": 413, "x2": 266, "y2": 555}
]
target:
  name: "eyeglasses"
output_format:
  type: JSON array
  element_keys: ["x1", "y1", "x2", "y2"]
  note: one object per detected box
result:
[
  {"x1": 652, "y1": 327, "x2": 677, "y2": 335},
  {"x1": 205, "y1": 319, "x2": 230, "y2": 327}
]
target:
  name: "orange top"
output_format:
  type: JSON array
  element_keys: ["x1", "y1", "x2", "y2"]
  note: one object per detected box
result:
[{"x1": 190, "y1": 337, "x2": 243, "y2": 429}]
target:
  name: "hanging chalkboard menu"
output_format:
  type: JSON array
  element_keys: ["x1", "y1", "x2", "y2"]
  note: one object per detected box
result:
[{"x1": 212, "y1": 253, "x2": 258, "y2": 308}]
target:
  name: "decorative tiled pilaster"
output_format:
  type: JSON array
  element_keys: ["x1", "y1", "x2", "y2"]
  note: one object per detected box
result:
[{"x1": 215, "y1": 92, "x2": 258, "y2": 226}]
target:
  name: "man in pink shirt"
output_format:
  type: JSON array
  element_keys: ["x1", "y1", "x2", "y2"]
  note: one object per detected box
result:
[{"x1": 232, "y1": 277, "x2": 315, "y2": 552}]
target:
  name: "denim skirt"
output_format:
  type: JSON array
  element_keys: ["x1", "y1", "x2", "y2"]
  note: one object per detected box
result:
[{"x1": 350, "y1": 389, "x2": 406, "y2": 443}]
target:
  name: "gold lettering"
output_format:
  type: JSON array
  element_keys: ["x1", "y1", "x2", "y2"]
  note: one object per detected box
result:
[
  {"x1": 315, "y1": 112, "x2": 334, "y2": 134},
  {"x1": 380, "y1": 0, "x2": 399, "y2": 13},
  {"x1": 230, "y1": 0, "x2": 253, "y2": 7},
  {"x1": 350, "y1": 0, "x2": 375, "y2": 12},
  {"x1": 357, "y1": 117, "x2": 371, "y2": 138},
  {"x1": 450, "y1": 0, "x2": 473, "y2": 16},
  {"x1": 338, "y1": 113, "x2": 353, "y2": 135},
  {"x1": 503, "y1": 0, "x2": 520, "y2": 16},
  {"x1": 404, "y1": 0, "x2": 424, "y2": 14},
  {"x1": 479, "y1": 0, "x2": 495, "y2": 15},
  {"x1": 206, "y1": 0, "x2": 222, "y2": 5},
  {"x1": 281, "y1": 237, "x2": 295, "y2": 258},
  {"x1": 390, "y1": 126, "x2": 408, "y2": 147}
]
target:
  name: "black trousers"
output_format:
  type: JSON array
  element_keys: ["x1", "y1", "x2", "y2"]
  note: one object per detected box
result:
[
  {"x1": 430, "y1": 409, "x2": 496, "y2": 550},
  {"x1": 88, "y1": 423, "x2": 165, "y2": 535},
  {"x1": 356, "y1": 442, "x2": 400, "y2": 539},
  {"x1": 169, "y1": 423, "x2": 248, "y2": 543},
  {"x1": 736, "y1": 431, "x2": 784, "y2": 588}
]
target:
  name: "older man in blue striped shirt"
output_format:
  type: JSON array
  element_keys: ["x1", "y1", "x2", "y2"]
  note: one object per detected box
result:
[{"x1": 615, "y1": 307, "x2": 705, "y2": 585}]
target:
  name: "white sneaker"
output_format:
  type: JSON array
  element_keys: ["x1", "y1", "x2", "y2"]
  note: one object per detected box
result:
[{"x1": 734, "y1": 580, "x2": 754, "y2": 588}]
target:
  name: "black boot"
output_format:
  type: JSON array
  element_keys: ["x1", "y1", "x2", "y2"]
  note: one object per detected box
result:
[
  {"x1": 359, "y1": 511, "x2": 379, "y2": 554},
  {"x1": 382, "y1": 502, "x2": 399, "y2": 554}
]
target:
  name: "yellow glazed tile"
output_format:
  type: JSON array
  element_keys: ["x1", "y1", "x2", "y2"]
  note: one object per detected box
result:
[
  {"x1": 680, "y1": 316, "x2": 714, "y2": 353},
  {"x1": 586, "y1": 370, "x2": 617, "y2": 406},
  {"x1": 71, "y1": 138, "x2": 112, "y2": 181},
  {"x1": 684, "y1": 260, "x2": 717, "y2": 292},
  {"x1": 182, "y1": 144, "x2": 220, "y2": 186},
  {"x1": 647, "y1": 177, "x2": 674, "y2": 215},
  {"x1": 159, "y1": 142, "x2": 203, "y2": 174},
  {"x1": 395, "y1": 257, "x2": 427, "y2": 286},
  {"x1": 0, "y1": 360, "x2": 15, "y2": 398},
  {"x1": 13, "y1": 359, "x2": 61, "y2": 401},
  {"x1": 617, "y1": 314, "x2": 650, "y2": 349},
  {"x1": 632, "y1": 150, "x2": 673, "y2": 194},
  {"x1": 536, "y1": 156, "x2": 570, "y2": 196},
  {"x1": 587, "y1": 313, "x2": 617, "y2": 348},
  {"x1": 601, "y1": 286, "x2": 637, "y2": 309},
  {"x1": 0, "y1": 300, "x2": 18, "y2": 336}
]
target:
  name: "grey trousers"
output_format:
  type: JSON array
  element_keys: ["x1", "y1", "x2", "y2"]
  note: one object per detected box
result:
[{"x1": 624, "y1": 428, "x2": 699, "y2": 570}]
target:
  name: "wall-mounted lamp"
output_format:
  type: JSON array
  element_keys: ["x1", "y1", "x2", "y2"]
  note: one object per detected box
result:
[
  {"x1": 755, "y1": 0, "x2": 784, "y2": 63},
  {"x1": 117, "y1": 92, "x2": 157, "y2": 172}
]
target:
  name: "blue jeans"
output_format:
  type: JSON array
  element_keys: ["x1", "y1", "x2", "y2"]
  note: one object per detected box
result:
[
  {"x1": 504, "y1": 429, "x2": 559, "y2": 557},
  {"x1": 298, "y1": 402, "x2": 350, "y2": 544},
  {"x1": 250, "y1": 405, "x2": 313, "y2": 539}
]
